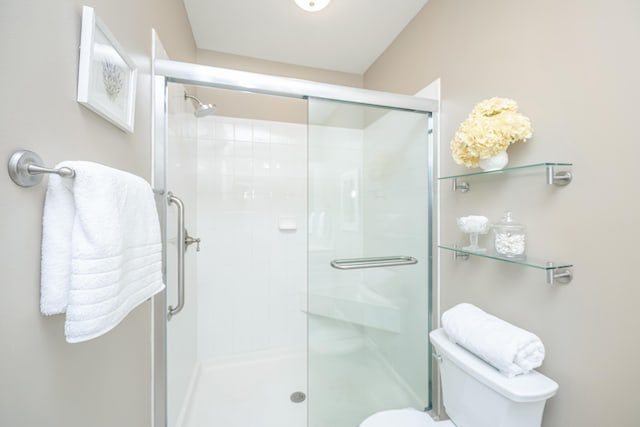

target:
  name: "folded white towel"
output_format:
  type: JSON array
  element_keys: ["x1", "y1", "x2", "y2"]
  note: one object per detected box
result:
[
  {"x1": 40, "y1": 161, "x2": 165, "y2": 343},
  {"x1": 442, "y1": 303, "x2": 545, "y2": 377}
]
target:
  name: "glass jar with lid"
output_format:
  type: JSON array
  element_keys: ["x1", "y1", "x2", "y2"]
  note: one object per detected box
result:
[{"x1": 492, "y1": 211, "x2": 526, "y2": 259}]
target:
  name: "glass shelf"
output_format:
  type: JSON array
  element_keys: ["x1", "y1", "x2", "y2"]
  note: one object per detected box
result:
[
  {"x1": 438, "y1": 162, "x2": 572, "y2": 181},
  {"x1": 439, "y1": 162, "x2": 572, "y2": 192},
  {"x1": 438, "y1": 162, "x2": 573, "y2": 283},
  {"x1": 438, "y1": 244, "x2": 572, "y2": 270}
]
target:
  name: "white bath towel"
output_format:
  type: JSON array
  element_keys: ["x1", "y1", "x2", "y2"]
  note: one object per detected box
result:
[
  {"x1": 40, "y1": 161, "x2": 164, "y2": 343},
  {"x1": 442, "y1": 303, "x2": 545, "y2": 377}
]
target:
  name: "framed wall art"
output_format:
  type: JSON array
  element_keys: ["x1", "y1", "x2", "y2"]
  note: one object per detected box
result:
[{"x1": 77, "y1": 5, "x2": 137, "y2": 133}]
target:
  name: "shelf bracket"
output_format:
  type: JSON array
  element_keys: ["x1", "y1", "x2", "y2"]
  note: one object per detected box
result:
[
  {"x1": 452, "y1": 178, "x2": 470, "y2": 193},
  {"x1": 546, "y1": 263, "x2": 573, "y2": 285},
  {"x1": 546, "y1": 165, "x2": 572, "y2": 186},
  {"x1": 451, "y1": 245, "x2": 469, "y2": 261},
  {"x1": 440, "y1": 245, "x2": 573, "y2": 285}
]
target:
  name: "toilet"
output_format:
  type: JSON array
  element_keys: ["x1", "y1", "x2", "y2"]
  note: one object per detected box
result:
[{"x1": 360, "y1": 328, "x2": 558, "y2": 427}]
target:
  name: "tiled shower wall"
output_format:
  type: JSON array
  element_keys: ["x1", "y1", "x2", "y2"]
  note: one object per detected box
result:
[{"x1": 196, "y1": 116, "x2": 308, "y2": 362}]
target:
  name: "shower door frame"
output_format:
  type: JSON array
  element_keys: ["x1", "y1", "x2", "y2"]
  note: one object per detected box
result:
[{"x1": 151, "y1": 58, "x2": 441, "y2": 427}]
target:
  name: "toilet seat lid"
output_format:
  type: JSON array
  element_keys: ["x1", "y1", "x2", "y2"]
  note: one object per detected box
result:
[{"x1": 360, "y1": 408, "x2": 436, "y2": 427}]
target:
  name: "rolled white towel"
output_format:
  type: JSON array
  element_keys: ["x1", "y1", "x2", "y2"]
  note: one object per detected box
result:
[{"x1": 442, "y1": 303, "x2": 545, "y2": 377}]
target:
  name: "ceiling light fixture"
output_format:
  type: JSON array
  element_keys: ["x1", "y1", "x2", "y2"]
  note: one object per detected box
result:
[{"x1": 294, "y1": 0, "x2": 331, "y2": 12}]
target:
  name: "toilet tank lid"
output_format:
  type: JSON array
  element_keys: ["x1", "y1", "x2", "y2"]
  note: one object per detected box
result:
[{"x1": 430, "y1": 328, "x2": 559, "y2": 403}]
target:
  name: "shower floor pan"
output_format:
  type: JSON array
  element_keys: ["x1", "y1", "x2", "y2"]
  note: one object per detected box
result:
[
  {"x1": 177, "y1": 345, "x2": 420, "y2": 427},
  {"x1": 178, "y1": 350, "x2": 307, "y2": 427}
]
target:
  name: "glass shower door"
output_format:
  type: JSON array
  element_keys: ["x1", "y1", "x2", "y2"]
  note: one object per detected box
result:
[
  {"x1": 163, "y1": 83, "x2": 310, "y2": 427},
  {"x1": 307, "y1": 98, "x2": 432, "y2": 427}
]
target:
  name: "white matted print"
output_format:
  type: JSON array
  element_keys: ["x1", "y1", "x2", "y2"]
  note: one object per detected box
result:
[{"x1": 77, "y1": 6, "x2": 137, "y2": 133}]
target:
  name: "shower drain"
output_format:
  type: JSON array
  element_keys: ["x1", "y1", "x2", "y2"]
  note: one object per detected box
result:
[{"x1": 290, "y1": 391, "x2": 306, "y2": 403}]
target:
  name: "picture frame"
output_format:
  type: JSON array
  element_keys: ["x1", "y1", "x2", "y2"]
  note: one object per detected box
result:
[{"x1": 77, "y1": 6, "x2": 137, "y2": 133}]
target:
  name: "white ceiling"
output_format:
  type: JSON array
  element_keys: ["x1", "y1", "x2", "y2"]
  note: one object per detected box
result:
[{"x1": 183, "y1": 0, "x2": 429, "y2": 74}]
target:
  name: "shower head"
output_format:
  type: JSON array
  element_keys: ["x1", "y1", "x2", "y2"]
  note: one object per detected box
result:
[
  {"x1": 193, "y1": 103, "x2": 217, "y2": 118},
  {"x1": 184, "y1": 91, "x2": 217, "y2": 117}
]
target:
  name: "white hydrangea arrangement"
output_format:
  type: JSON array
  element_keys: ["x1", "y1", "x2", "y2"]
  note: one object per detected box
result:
[{"x1": 450, "y1": 97, "x2": 533, "y2": 168}]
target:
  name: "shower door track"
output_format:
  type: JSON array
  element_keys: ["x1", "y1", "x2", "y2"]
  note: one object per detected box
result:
[
  {"x1": 151, "y1": 58, "x2": 439, "y2": 427},
  {"x1": 155, "y1": 59, "x2": 438, "y2": 113}
]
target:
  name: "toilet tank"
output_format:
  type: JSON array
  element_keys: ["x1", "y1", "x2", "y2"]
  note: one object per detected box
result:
[{"x1": 430, "y1": 329, "x2": 558, "y2": 427}]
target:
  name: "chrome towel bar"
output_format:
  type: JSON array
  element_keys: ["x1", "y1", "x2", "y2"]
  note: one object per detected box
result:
[
  {"x1": 8, "y1": 150, "x2": 75, "y2": 187},
  {"x1": 330, "y1": 256, "x2": 418, "y2": 270}
]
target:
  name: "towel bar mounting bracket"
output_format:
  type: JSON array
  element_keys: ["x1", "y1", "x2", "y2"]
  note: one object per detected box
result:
[{"x1": 8, "y1": 150, "x2": 75, "y2": 187}]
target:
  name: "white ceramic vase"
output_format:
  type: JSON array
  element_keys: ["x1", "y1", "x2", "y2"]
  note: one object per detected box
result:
[{"x1": 479, "y1": 151, "x2": 509, "y2": 171}]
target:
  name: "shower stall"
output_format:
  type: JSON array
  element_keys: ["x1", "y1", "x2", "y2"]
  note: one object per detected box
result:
[{"x1": 152, "y1": 59, "x2": 437, "y2": 427}]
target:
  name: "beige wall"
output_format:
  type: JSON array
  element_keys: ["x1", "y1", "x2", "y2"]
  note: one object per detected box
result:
[
  {"x1": 197, "y1": 49, "x2": 363, "y2": 87},
  {"x1": 0, "y1": 1, "x2": 195, "y2": 426},
  {"x1": 365, "y1": 0, "x2": 640, "y2": 425},
  {"x1": 194, "y1": 49, "x2": 363, "y2": 123}
]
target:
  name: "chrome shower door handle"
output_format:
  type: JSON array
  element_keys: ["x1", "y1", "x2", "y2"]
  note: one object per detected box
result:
[
  {"x1": 330, "y1": 256, "x2": 418, "y2": 270},
  {"x1": 167, "y1": 192, "x2": 186, "y2": 320}
]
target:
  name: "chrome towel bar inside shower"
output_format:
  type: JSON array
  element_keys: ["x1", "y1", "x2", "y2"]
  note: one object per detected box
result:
[{"x1": 330, "y1": 256, "x2": 418, "y2": 270}]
